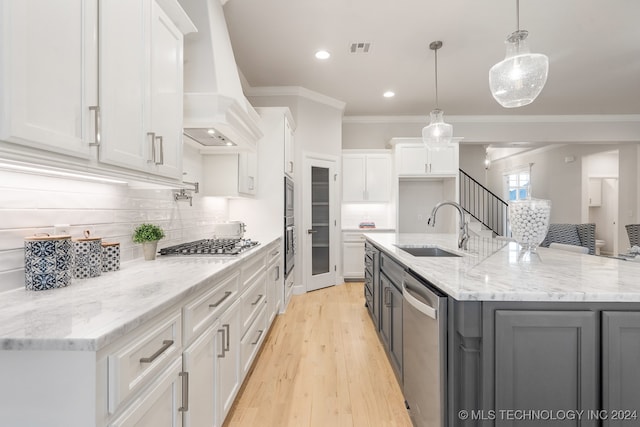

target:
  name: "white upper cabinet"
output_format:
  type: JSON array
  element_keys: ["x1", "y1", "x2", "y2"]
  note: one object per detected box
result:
[
  {"x1": 0, "y1": 0, "x2": 195, "y2": 181},
  {"x1": 393, "y1": 139, "x2": 459, "y2": 177},
  {"x1": 342, "y1": 151, "x2": 392, "y2": 202},
  {"x1": 0, "y1": 0, "x2": 98, "y2": 158},
  {"x1": 100, "y1": 0, "x2": 194, "y2": 179},
  {"x1": 283, "y1": 116, "x2": 294, "y2": 178}
]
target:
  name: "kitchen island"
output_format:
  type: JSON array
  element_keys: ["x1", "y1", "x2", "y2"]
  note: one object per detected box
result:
[{"x1": 366, "y1": 233, "x2": 640, "y2": 427}]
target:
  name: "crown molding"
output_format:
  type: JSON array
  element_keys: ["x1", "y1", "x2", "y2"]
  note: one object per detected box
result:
[
  {"x1": 343, "y1": 114, "x2": 640, "y2": 125},
  {"x1": 245, "y1": 86, "x2": 346, "y2": 111}
]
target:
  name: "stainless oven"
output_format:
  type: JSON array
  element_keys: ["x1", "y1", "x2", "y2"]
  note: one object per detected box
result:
[{"x1": 284, "y1": 176, "x2": 295, "y2": 278}]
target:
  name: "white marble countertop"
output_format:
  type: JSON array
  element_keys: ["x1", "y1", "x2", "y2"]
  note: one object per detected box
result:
[
  {"x1": 0, "y1": 238, "x2": 278, "y2": 352},
  {"x1": 367, "y1": 233, "x2": 640, "y2": 302}
]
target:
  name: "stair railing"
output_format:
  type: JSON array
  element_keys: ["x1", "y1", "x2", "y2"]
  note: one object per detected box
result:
[{"x1": 459, "y1": 169, "x2": 509, "y2": 237}]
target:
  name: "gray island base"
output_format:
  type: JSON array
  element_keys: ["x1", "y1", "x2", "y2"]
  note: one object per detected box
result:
[{"x1": 365, "y1": 233, "x2": 640, "y2": 427}]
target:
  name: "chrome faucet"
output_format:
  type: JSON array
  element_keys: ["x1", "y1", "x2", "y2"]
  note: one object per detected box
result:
[{"x1": 427, "y1": 201, "x2": 470, "y2": 250}]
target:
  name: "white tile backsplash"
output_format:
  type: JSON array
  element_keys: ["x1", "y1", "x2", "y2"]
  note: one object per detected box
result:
[
  {"x1": 0, "y1": 170, "x2": 229, "y2": 292},
  {"x1": 341, "y1": 203, "x2": 396, "y2": 229}
]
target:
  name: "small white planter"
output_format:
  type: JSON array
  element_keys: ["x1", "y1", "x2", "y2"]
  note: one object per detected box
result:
[{"x1": 142, "y1": 241, "x2": 159, "y2": 261}]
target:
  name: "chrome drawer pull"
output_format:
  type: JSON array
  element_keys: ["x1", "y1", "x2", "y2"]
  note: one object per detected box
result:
[
  {"x1": 251, "y1": 329, "x2": 264, "y2": 345},
  {"x1": 209, "y1": 291, "x2": 233, "y2": 308},
  {"x1": 223, "y1": 324, "x2": 230, "y2": 351},
  {"x1": 139, "y1": 339, "x2": 174, "y2": 363},
  {"x1": 89, "y1": 106, "x2": 101, "y2": 146},
  {"x1": 217, "y1": 328, "x2": 226, "y2": 358},
  {"x1": 251, "y1": 294, "x2": 264, "y2": 305},
  {"x1": 147, "y1": 132, "x2": 156, "y2": 163},
  {"x1": 178, "y1": 371, "x2": 189, "y2": 412}
]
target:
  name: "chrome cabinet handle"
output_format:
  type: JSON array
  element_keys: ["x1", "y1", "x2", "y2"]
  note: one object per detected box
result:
[
  {"x1": 89, "y1": 106, "x2": 101, "y2": 146},
  {"x1": 251, "y1": 329, "x2": 264, "y2": 345},
  {"x1": 178, "y1": 371, "x2": 189, "y2": 412},
  {"x1": 223, "y1": 324, "x2": 230, "y2": 351},
  {"x1": 139, "y1": 339, "x2": 174, "y2": 363},
  {"x1": 251, "y1": 294, "x2": 264, "y2": 306},
  {"x1": 217, "y1": 328, "x2": 226, "y2": 358},
  {"x1": 287, "y1": 280, "x2": 294, "y2": 288},
  {"x1": 307, "y1": 229, "x2": 317, "y2": 234},
  {"x1": 289, "y1": 161, "x2": 294, "y2": 173},
  {"x1": 147, "y1": 132, "x2": 156, "y2": 163},
  {"x1": 209, "y1": 291, "x2": 232, "y2": 308},
  {"x1": 248, "y1": 176, "x2": 255, "y2": 190},
  {"x1": 155, "y1": 136, "x2": 164, "y2": 165},
  {"x1": 275, "y1": 265, "x2": 280, "y2": 280}
]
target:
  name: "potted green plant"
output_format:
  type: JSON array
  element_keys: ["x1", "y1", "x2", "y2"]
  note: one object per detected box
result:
[{"x1": 133, "y1": 223, "x2": 165, "y2": 261}]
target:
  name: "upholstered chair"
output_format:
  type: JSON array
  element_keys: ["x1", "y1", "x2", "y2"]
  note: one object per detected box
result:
[{"x1": 540, "y1": 223, "x2": 596, "y2": 255}]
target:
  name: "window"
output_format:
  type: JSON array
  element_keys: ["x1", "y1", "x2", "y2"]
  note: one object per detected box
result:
[{"x1": 505, "y1": 170, "x2": 530, "y2": 201}]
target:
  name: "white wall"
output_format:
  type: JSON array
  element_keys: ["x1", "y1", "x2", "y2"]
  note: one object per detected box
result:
[{"x1": 0, "y1": 147, "x2": 229, "y2": 293}]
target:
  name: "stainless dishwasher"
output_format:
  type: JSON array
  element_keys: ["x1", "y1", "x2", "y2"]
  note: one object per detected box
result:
[{"x1": 402, "y1": 270, "x2": 447, "y2": 427}]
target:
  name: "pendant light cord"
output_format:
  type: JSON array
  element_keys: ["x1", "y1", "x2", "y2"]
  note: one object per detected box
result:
[
  {"x1": 516, "y1": 0, "x2": 520, "y2": 32},
  {"x1": 434, "y1": 48, "x2": 439, "y2": 109}
]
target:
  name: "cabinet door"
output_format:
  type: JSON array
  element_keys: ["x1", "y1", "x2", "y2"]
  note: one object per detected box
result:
[
  {"x1": 267, "y1": 259, "x2": 282, "y2": 323},
  {"x1": 428, "y1": 143, "x2": 458, "y2": 175},
  {"x1": 380, "y1": 273, "x2": 392, "y2": 349},
  {"x1": 342, "y1": 155, "x2": 367, "y2": 201},
  {"x1": 216, "y1": 299, "x2": 241, "y2": 426},
  {"x1": 494, "y1": 310, "x2": 598, "y2": 426},
  {"x1": 365, "y1": 154, "x2": 391, "y2": 202},
  {"x1": 99, "y1": 0, "x2": 150, "y2": 172},
  {"x1": 602, "y1": 311, "x2": 640, "y2": 426},
  {"x1": 389, "y1": 281, "x2": 403, "y2": 379},
  {"x1": 182, "y1": 327, "x2": 216, "y2": 427},
  {"x1": 588, "y1": 178, "x2": 602, "y2": 207},
  {"x1": 109, "y1": 357, "x2": 183, "y2": 427},
  {"x1": 284, "y1": 117, "x2": 294, "y2": 177},
  {"x1": 238, "y1": 151, "x2": 258, "y2": 196},
  {"x1": 397, "y1": 145, "x2": 429, "y2": 175},
  {"x1": 343, "y1": 242, "x2": 365, "y2": 279},
  {"x1": 148, "y1": 0, "x2": 184, "y2": 179},
  {"x1": 0, "y1": 0, "x2": 97, "y2": 158}
]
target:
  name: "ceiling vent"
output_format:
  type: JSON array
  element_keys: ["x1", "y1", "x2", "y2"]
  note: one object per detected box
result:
[{"x1": 350, "y1": 42, "x2": 371, "y2": 54}]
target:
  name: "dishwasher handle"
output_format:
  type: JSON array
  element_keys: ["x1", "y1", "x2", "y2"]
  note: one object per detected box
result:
[{"x1": 402, "y1": 281, "x2": 438, "y2": 320}]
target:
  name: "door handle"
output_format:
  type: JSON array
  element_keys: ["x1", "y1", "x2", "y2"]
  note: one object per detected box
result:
[{"x1": 307, "y1": 229, "x2": 317, "y2": 234}]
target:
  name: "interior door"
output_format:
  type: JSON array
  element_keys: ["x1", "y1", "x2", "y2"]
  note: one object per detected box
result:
[{"x1": 304, "y1": 157, "x2": 336, "y2": 292}]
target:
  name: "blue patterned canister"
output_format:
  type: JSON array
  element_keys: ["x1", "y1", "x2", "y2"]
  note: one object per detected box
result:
[
  {"x1": 72, "y1": 230, "x2": 103, "y2": 279},
  {"x1": 24, "y1": 234, "x2": 72, "y2": 291},
  {"x1": 101, "y1": 242, "x2": 120, "y2": 272}
]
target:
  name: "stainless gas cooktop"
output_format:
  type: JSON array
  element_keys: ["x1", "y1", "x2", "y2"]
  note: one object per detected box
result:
[{"x1": 159, "y1": 238, "x2": 259, "y2": 256}]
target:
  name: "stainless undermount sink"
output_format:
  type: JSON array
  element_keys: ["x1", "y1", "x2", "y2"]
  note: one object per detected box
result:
[{"x1": 395, "y1": 245, "x2": 462, "y2": 257}]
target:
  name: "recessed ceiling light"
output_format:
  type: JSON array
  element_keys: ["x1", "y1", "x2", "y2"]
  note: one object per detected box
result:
[
  {"x1": 207, "y1": 129, "x2": 215, "y2": 135},
  {"x1": 315, "y1": 50, "x2": 331, "y2": 60},
  {"x1": 383, "y1": 91, "x2": 395, "y2": 98}
]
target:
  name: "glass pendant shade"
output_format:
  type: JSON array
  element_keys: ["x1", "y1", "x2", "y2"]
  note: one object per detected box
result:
[
  {"x1": 489, "y1": 31, "x2": 549, "y2": 108},
  {"x1": 422, "y1": 109, "x2": 453, "y2": 145}
]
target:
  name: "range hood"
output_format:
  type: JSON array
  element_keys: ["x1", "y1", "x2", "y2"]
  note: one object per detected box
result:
[{"x1": 179, "y1": 0, "x2": 262, "y2": 149}]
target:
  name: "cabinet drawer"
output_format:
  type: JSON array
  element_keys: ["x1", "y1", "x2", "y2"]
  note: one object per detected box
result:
[
  {"x1": 108, "y1": 308, "x2": 182, "y2": 414},
  {"x1": 240, "y1": 304, "x2": 267, "y2": 377},
  {"x1": 183, "y1": 271, "x2": 240, "y2": 345},
  {"x1": 241, "y1": 253, "x2": 266, "y2": 292},
  {"x1": 343, "y1": 232, "x2": 366, "y2": 242},
  {"x1": 240, "y1": 271, "x2": 267, "y2": 335},
  {"x1": 267, "y1": 242, "x2": 281, "y2": 266},
  {"x1": 108, "y1": 357, "x2": 182, "y2": 427},
  {"x1": 380, "y1": 252, "x2": 404, "y2": 287}
]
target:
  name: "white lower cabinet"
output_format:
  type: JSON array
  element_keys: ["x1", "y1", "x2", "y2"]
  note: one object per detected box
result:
[
  {"x1": 343, "y1": 241, "x2": 365, "y2": 279},
  {"x1": 181, "y1": 326, "x2": 216, "y2": 427},
  {"x1": 0, "y1": 243, "x2": 277, "y2": 427},
  {"x1": 109, "y1": 357, "x2": 183, "y2": 427},
  {"x1": 266, "y1": 243, "x2": 283, "y2": 323},
  {"x1": 216, "y1": 298, "x2": 242, "y2": 426}
]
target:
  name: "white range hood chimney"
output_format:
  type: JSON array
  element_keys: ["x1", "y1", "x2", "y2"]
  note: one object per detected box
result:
[{"x1": 179, "y1": 0, "x2": 262, "y2": 149}]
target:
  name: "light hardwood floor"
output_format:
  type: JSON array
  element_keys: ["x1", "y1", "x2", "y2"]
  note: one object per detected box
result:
[{"x1": 224, "y1": 282, "x2": 413, "y2": 427}]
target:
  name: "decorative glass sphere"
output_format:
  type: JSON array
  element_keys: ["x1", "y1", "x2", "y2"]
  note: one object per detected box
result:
[
  {"x1": 422, "y1": 109, "x2": 453, "y2": 145},
  {"x1": 489, "y1": 31, "x2": 549, "y2": 108}
]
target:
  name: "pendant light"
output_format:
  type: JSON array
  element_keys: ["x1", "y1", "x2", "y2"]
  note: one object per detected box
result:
[
  {"x1": 489, "y1": 0, "x2": 548, "y2": 108},
  {"x1": 422, "y1": 41, "x2": 453, "y2": 146}
]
